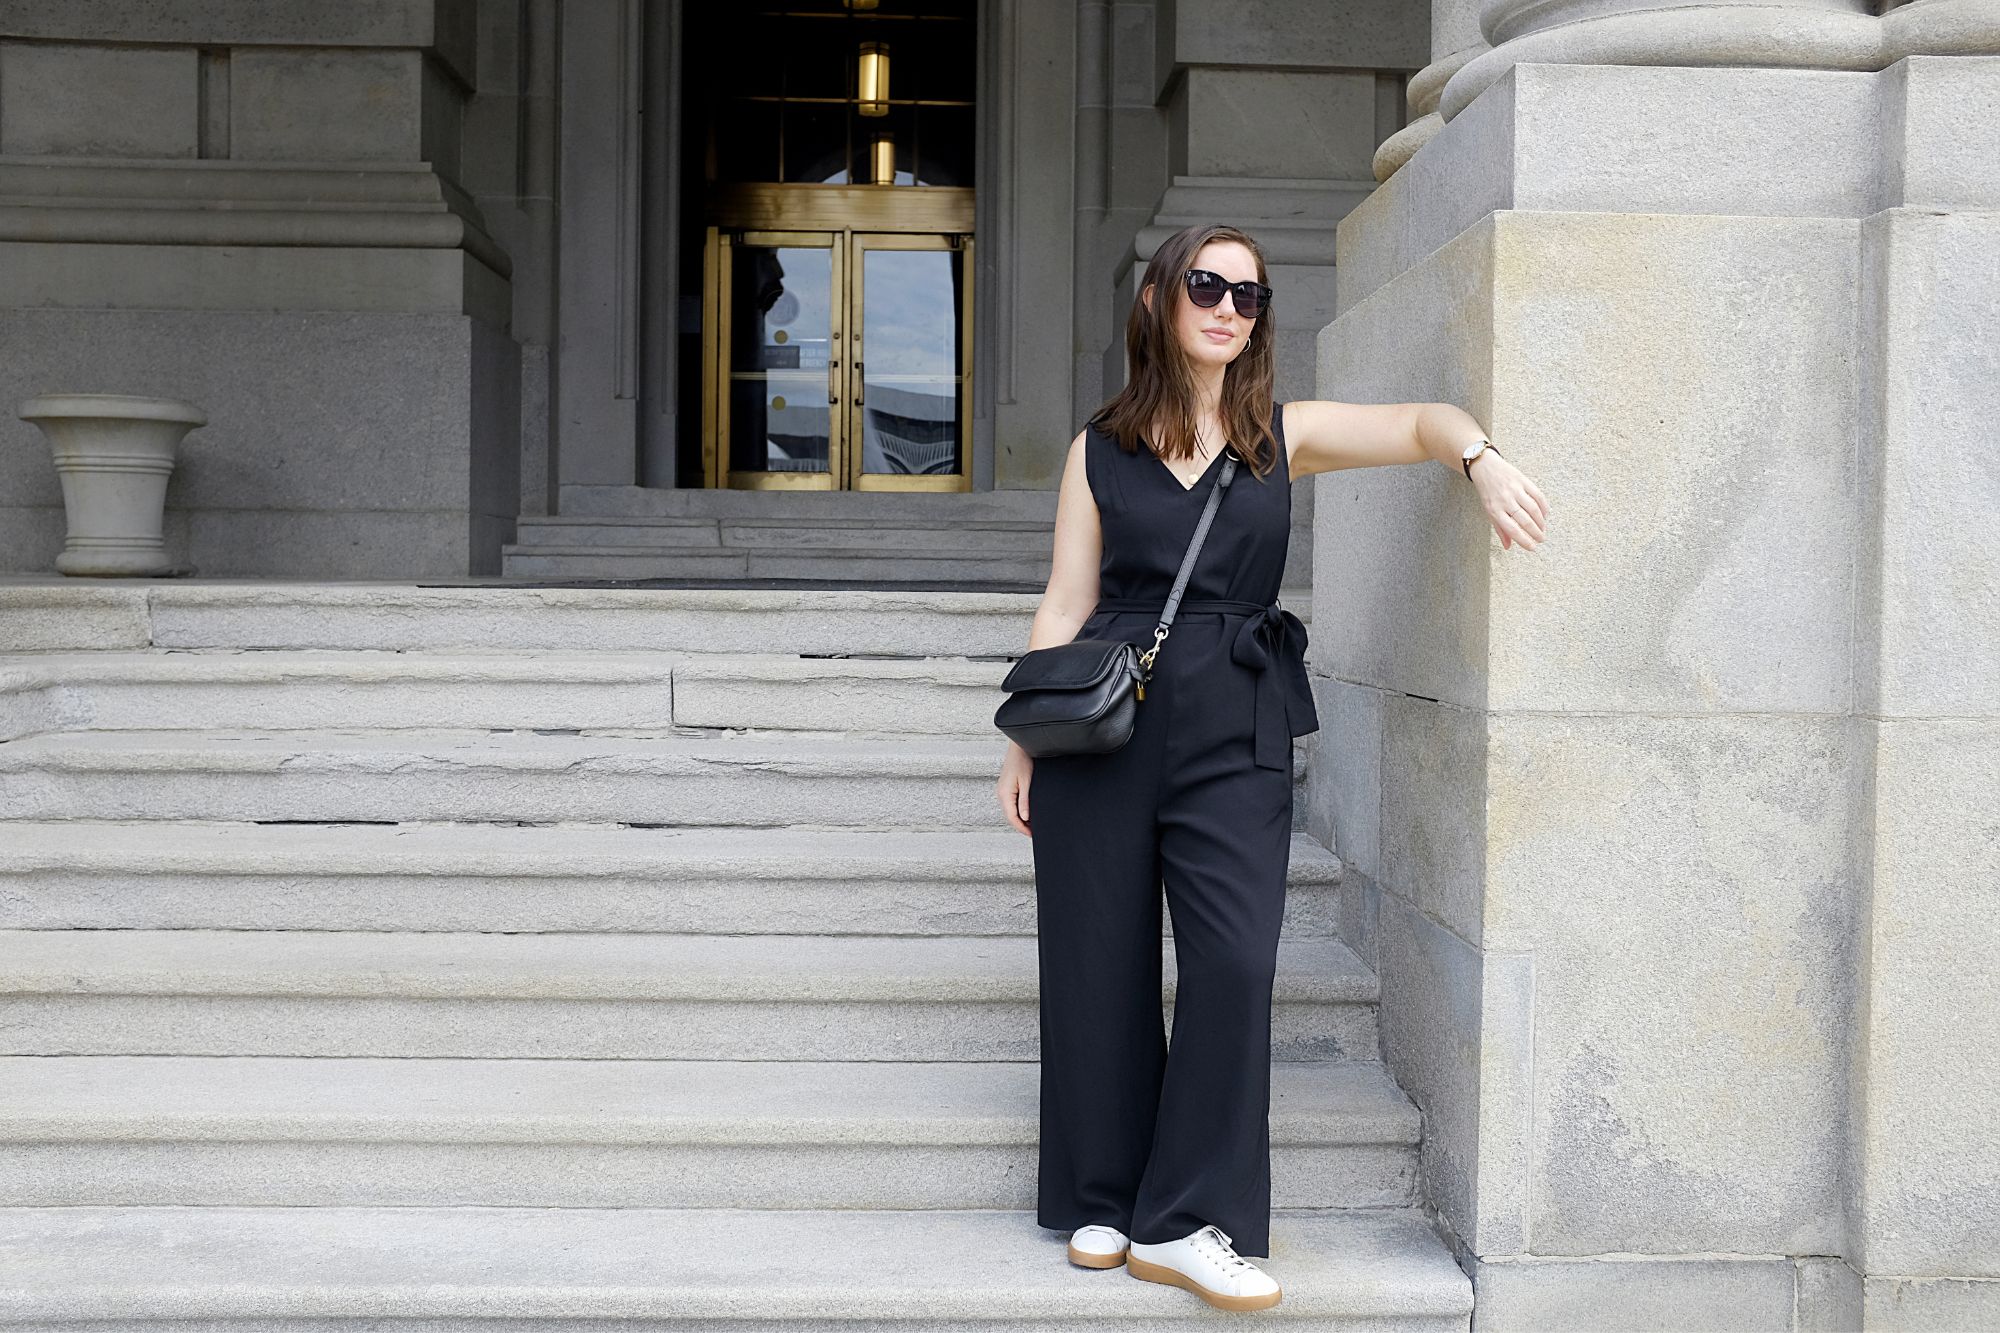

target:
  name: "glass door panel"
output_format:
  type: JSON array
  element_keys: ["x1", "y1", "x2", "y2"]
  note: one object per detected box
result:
[
  {"x1": 847, "y1": 233, "x2": 969, "y2": 488},
  {"x1": 723, "y1": 231, "x2": 842, "y2": 485}
]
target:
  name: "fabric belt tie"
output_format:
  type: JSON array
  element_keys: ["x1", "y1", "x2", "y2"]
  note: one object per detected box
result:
[{"x1": 1089, "y1": 596, "x2": 1320, "y2": 771}]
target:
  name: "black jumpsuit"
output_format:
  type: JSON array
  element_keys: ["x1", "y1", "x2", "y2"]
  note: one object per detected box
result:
[{"x1": 1028, "y1": 398, "x2": 1319, "y2": 1260}]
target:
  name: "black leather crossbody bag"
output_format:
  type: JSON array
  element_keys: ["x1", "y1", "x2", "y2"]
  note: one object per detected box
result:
[{"x1": 992, "y1": 448, "x2": 1239, "y2": 758}]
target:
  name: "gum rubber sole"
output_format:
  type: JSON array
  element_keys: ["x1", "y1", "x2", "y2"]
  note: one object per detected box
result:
[
  {"x1": 1126, "y1": 1253, "x2": 1283, "y2": 1311},
  {"x1": 1067, "y1": 1242, "x2": 1128, "y2": 1268}
]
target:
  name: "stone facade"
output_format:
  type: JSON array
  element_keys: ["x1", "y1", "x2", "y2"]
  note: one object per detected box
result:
[
  {"x1": 1, "y1": 0, "x2": 1996, "y2": 1327},
  {"x1": 0, "y1": 2, "x2": 518, "y2": 576},
  {"x1": 1308, "y1": 1, "x2": 2000, "y2": 1325},
  {"x1": 0, "y1": 0, "x2": 1415, "y2": 581}
]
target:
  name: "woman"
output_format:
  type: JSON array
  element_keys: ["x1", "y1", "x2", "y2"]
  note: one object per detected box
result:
[{"x1": 993, "y1": 222, "x2": 1548, "y2": 1313}]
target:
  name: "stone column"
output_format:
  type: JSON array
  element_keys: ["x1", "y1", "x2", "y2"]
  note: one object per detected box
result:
[
  {"x1": 1374, "y1": 0, "x2": 2000, "y2": 180},
  {"x1": 0, "y1": 1, "x2": 519, "y2": 577},
  {"x1": 1311, "y1": 7, "x2": 1999, "y2": 1324},
  {"x1": 1104, "y1": 0, "x2": 1424, "y2": 593},
  {"x1": 1372, "y1": 0, "x2": 1486, "y2": 182}
]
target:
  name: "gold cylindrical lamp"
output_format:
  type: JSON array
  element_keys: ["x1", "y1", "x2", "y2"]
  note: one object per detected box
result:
[
  {"x1": 870, "y1": 133, "x2": 895, "y2": 184},
  {"x1": 857, "y1": 41, "x2": 890, "y2": 116}
]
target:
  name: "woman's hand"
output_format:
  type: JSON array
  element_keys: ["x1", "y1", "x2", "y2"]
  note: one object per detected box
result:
[
  {"x1": 1470, "y1": 451, "x2": 1549, "y2": 552},
  {"x1": 997, "y1": 740, "x2": 1033, "y2": 835}
]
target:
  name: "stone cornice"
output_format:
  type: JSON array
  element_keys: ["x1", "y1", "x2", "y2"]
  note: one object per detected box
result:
[
  {"x1": 1135, "y1": 176, "x2": 1372, "y2": 267},
  {"x1": 0, "y1": 158, "x2": 510, "y2": 278},
  {"x1": 0, "y1": 0, "x2": 476, "y2": 89}
]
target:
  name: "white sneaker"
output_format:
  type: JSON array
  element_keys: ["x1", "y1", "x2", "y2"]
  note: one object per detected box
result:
[
  {"x1": 1066, "y1": 1223, "x2": 1130, "y2": 1268},
  {"x1": 1126, "y1": 1223, "x2": 1282, "y2": 1310}
]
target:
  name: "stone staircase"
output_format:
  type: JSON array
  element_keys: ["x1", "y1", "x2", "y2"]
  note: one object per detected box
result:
[
  {"x1": 502, "y1": 486, "x2": 1316, "y2": 600},
  {"x1": 503, "y1": 486, "x2": 1064, "y2": 586},
  {"x1": 0, "y1": 581, "x2": 1473, "y2": 1330}
]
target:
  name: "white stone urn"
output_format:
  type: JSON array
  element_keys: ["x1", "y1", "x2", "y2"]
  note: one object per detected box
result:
[{"x1": 18, "y1": 393, "x2": 207, "y2": 577}]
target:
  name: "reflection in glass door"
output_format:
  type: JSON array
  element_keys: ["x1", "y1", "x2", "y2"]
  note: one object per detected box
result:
[
  {"x1": 717, "y1": 231, "x2": 843, "y2": 483},
  {"x1": 846, "y1": 233, "x2": 969, "y2": 488}
]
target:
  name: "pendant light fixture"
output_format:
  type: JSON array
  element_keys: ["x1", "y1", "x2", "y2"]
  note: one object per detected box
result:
[
  {"x1": 857, "y1": 40, "x2": 890, "y2": 117},
  {"x1": 870, "y1": 132, "x2": 895, "y2": 184}
]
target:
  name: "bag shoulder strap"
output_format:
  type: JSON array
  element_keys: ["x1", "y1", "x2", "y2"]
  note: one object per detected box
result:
[{"x1": 1140, "y1": 448, "x2": 1239, "y2": 674}]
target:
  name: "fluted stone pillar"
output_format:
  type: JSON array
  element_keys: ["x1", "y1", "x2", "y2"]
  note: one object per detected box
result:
[{"x1": 1314, "y1": 6, "x2": 2000, "y2": 1325}]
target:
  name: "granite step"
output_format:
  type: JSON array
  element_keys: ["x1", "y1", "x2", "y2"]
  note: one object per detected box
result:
[
  {"x1": 0, "y1": 930, "x2": 1379, "y2": 1060},
  {"x1": 0, "y1": 583, "x2": 1055, "y2": 656},
  {"x1": 0, "y1": 650, "x2": 1017, "y2": 741},
  {"x1": 555, "y1": 484, "x2": 1060, "y2": 521},
  {"x1": 0, "y1": 729, "x2": 1309, "y2": 827},
  {"x1": 501, "y1": 545, "x2": 1058, "y2": 587},
  {"x1": 0, "y1": 1203, "x2": 1475, "y2": 1330},
  {"x1": 512, "y1": 514, "x2": 1062, "y2": 551},
  {"x1": 0, "y1": 581, "x2": 1308, "y2": 654},
  {"x1": 0, "y1": 822, "x2": 1345, "y2": 937},
  {"x1": 0, "y1": 1055, "x2": 1419, "y2": 1209}
]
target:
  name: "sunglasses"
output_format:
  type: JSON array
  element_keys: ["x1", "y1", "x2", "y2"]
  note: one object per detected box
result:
[{"x1": 1183, "y1": 268, "x2": 1273, "y2": 318}]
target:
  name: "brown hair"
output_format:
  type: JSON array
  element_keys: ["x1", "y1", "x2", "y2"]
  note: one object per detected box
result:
[{"x1": 1088, "y1": 223, "x2": 1279, "y2": 480}]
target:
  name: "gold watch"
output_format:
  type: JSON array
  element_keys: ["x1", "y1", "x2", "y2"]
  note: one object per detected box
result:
[{"x1": 1460, "y1": 437, "x2": 1498, "y2": 479}]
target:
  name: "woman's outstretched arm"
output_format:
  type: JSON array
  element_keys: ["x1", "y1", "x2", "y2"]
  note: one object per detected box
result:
[{"x1": 1284, "y1": 399, "x2": 1549, "y2": 552}]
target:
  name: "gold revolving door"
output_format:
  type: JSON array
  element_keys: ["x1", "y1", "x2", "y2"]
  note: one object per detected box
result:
[
  {"x1": 690, "y1": 0, "x2": 975, "y2": 491},
  {"x1": 704, "y1": 189, "x2": 972, "y2": 490}
]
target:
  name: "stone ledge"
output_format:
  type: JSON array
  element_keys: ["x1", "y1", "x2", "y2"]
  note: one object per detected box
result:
[
  {"x1": 0, "y1": 1204, "x2": 1474, "y2": 1326},
  {"x1": 0, "y1": 928, "x2": 1370, "y2": 1060},
  {"x1": 0, "y1": 158, "x2": 509, "y2": 277},
  {"x1": 0, "y1": 821, "x2": 1344, "y2": 939},
  {"x1": 0, "y1": 1055, "x2": 1421, "y2": 1210},
  {"x1": 0, "y1": 927, "x2": 1376, "y2": 1004},
  {"x1": 0, "y1": 581, "x2": 1049, "y2": 653},
  {"x1": 0, "y1": 1054, "x2": 1417, "y2": 1147}
]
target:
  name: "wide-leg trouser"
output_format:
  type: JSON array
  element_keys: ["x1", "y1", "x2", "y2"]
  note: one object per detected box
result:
[{"x1": 1026, "y1": 610, "x2": 1293, "y2": 1259}]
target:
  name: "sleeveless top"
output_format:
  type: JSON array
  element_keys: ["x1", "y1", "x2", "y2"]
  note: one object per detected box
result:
[{"x1": 1076, "y1": 400, "x2": 1319, "y2": 770}]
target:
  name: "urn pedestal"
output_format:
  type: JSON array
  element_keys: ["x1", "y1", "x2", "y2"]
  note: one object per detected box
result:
[{"x1": 19, "y1": 393, "x2": 207, "y2": 577}]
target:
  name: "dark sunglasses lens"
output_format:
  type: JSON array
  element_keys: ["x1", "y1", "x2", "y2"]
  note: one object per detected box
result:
[
  {"x1": 1234, "y1": 285, "x2": 1269, "y2": 317},
  {"x1": 1185, "y1": 271, "x2": 1225, "y2": 308}
]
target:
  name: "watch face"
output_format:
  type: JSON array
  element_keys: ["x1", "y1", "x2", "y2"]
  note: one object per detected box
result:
[{"x1": 1462, "y1": 440, "x2": 1487, "y2": 459}]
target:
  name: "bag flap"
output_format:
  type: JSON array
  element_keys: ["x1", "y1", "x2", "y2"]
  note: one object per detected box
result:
[{"x1": 998, "y1": 637, "x2": 1129, "y2": 693}]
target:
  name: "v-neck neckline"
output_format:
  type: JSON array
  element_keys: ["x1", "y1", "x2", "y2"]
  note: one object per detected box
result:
[{"x1": 1145, "y1": 440, "x2": 1228, "y2": 494}]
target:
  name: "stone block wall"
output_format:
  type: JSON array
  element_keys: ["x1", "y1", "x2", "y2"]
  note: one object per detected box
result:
[
  {"x1": 0, "y1": 0, "x2": 520, "y2": 577},
  {"x1": 1310, "y1": 48, "x2": 2000, "y2": 1330}
]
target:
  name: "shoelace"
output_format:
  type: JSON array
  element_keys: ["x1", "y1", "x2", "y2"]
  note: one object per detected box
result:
[{"x1": 1191, "y1": 1224, "x2": 1255, "y2": 1274}]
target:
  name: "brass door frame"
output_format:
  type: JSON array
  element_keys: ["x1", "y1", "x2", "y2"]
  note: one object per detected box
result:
[
  {"x1": 702, "y1": 184, "x2": 974, "y2": 492},
  {"x1": 843, "y1": 230, "x2": 973, "y2": 492},
  {"x1": 708, "y1": 182, "x2": 973, "y2": 234},
  {"x1": 707, "y1": 227, "x2": 847, "y2": 492}
]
